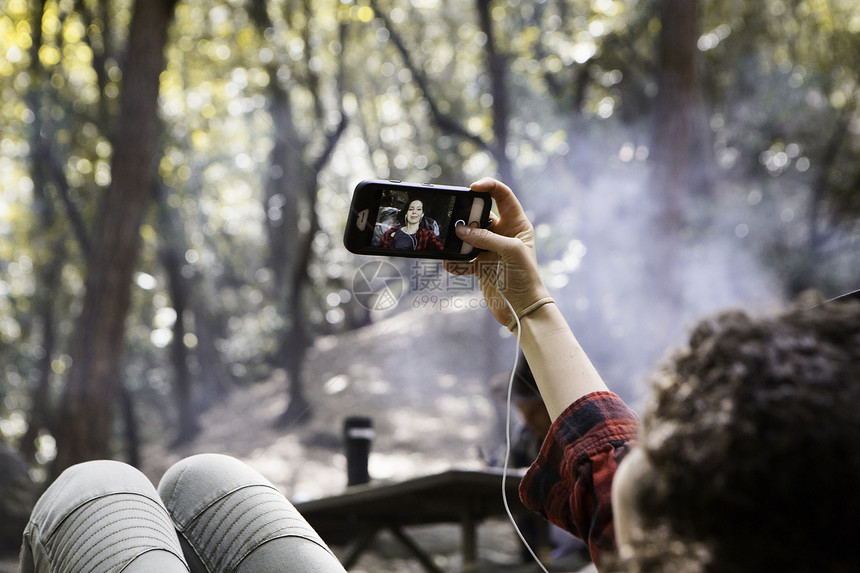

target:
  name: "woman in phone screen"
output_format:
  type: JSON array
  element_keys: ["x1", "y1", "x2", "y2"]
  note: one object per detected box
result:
[{"x1": 378, "y1": 197, "x2": 444, "y2": 250}]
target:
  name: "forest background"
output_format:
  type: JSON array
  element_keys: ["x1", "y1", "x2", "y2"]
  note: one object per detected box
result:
[{"x1": 1, "y1": 0, "x2": 859, "y2": 564}]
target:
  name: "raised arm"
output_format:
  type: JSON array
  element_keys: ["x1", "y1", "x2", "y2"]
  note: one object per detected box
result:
[{"x1": 444, "y1": 178, "x2": 608, "y2": 420}]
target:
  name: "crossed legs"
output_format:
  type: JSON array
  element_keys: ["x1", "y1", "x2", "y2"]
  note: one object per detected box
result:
[{"x1": 20, "y1": 454, "x2": 346, "y2": 573}]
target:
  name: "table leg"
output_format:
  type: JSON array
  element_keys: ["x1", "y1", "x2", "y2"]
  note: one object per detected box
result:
[
  {"x1": 342, "y1": 527, "x2": 379, "y2": 569},
  {"x1": 460, "y1": 512, "x2": 477, "y2": 572},
  {"x1": 388, "y1": 526, "x2": 445, "y2": 573}
]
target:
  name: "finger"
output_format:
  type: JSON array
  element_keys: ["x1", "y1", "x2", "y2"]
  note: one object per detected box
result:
[
  {"x1": 455, "y1": 223, "x2": 522, "y2": 255},
  {"x1": 470, "y1": 178, "x2": 527, "y2": 222}
]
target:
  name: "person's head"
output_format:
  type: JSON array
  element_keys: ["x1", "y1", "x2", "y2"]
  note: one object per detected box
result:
[
  {"x1": 612, "y1": 297, "x2": 860, "y2": 572},
  {"x1": 400, "y1": 197, "x2": 425, "y2": 227}
]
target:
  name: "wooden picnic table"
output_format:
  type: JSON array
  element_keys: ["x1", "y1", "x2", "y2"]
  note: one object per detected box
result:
[{"x1": 295, "y1": 468, "x2": 536, "y2": 572}]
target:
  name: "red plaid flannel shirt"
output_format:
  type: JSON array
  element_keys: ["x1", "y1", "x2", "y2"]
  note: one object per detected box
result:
[
  {"x1": 378, "y1": 226, "x2": 444, "y2": 250},
  {"x1": 519, "y1": 391, "x2": 639, "y2": 569}
]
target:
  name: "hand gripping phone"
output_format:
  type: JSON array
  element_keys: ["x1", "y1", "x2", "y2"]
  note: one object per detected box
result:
[{"x1": 343, "y1": 179, "x2": 492, "y2": 261}]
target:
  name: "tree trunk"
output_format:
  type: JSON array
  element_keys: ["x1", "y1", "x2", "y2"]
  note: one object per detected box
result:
[
  {"x1": 261, "y1": 70, "x2": 313, "y2": 426},
  {"x1": 21, "y1": 0, "x2": 56, "y2": 465},
  {"x1": 52, "y1": 0, "x2": 178, "y2": 477},
  {"x1": 20, "y1": 255, "x2": 62, "y2": 464},
  {"x1": 154, "y1": 184, "x2": 200, "y2": 446},
  {"x1": 250, "y1": 1, "x2": 348, "y2": 427},
  {"x1": 476, "y1": 0, "x2": 514, "y2": 185},
  {"x1": 163, "y1": 244, "x2": 199, "y2": 445},
  {"x1": 645, "y1": 0, "x2": 702, "y2": 339},
  {"x1": 808, "y1": 100, "x2": 855, "y2": 264},
  {"x1": 650, "y1": 0, "x2": 702, "y2": 197},
  {"x1": 192, "y1": 301, "x2": 236, "y2": 408},
  {"x1": 119, "y1": 386, "x2": 141, "y2": 468},
  {"x1": 276, "y1": 170, "x2": 317, "y2": 427}
]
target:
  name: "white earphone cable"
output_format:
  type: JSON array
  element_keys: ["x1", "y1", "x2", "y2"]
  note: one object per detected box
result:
[{"x1": 496, "y1": 260, "x2": 551, "y2": 573}]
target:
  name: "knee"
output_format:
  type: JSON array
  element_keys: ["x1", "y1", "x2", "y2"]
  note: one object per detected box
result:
[
  {"x1": 55, "y1": 459, "x2": 143, "y2": 488},
  {"x1": 24, "y1": 460, "x2": 183, "y2": 573},
  {"x1": 34, "y1": 460, "x2": 157, "y2": 520},
  {"x1": 158, "y1": 454, "x2": 279, "y2": 525},
  {"x1": 161, "y1": 453, "x2": 253, "y2": 482},
  {"x1": 159, "y1": 454, "x2": 272, "y2": 501},
  {"x1": 157, "y1": 456, "x2": 339, "y2": 572}
]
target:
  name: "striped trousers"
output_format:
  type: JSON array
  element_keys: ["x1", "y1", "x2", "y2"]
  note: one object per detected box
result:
[{"x1": 19, "y1": 454, "x2": 346, "y2": 573}]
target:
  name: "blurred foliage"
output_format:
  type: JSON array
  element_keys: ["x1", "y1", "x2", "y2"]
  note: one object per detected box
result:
[{"x1": 1, "y1": 0, "x2": 859, "y2": 470}]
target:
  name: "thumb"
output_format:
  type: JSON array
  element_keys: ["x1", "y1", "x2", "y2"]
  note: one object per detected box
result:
[{"x1": 456, "y1": 223, "x2": 519, "y2": 255}]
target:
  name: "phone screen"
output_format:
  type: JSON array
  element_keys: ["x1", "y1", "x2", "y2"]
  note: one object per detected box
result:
[{"x1": 344, "y1": 180, "x2": 491, "y2": 260}]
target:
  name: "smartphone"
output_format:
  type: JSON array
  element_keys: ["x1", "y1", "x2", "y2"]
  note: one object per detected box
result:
[{"x1": 343, "y1": 179, "x2": 492, "y2": 260}]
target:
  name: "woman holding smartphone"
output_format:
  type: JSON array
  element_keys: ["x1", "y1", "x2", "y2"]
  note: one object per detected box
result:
[{"x1": 446, "y1": 178, "x2": 860, "y2": 572}]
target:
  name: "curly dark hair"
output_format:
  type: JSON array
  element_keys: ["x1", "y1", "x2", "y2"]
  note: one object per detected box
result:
[{"x1": 619, "y1": 298, "x2": 860, "y2": 573}]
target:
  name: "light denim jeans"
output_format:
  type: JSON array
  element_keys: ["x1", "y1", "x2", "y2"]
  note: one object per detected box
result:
[{"x1": 19, "y1": 454, "x2": 346, "y2": 573}]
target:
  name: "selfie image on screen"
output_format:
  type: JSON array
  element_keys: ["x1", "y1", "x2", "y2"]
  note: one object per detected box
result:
[{"x1": 372, "y1": 189, "x2": 456, "y2": 252}]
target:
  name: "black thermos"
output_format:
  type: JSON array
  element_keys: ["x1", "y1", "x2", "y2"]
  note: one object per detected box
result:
[{"x1": 343, "y1": 416, "x2": 374, "y2": 486}]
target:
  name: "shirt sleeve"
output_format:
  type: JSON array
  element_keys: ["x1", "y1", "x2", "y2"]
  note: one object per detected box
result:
[
  {"x1": 417, "y1": 227, "x2": 444, "y2": 250},
  {"x1": 428, "y1": 233, "x2": 444, "y2": 250},
  {"x1": 378, "y1": 228, "x2": 395, "y2": 248},
  {"x1": 518, "y1": 391, "x2": 639, "y2": 568}
]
